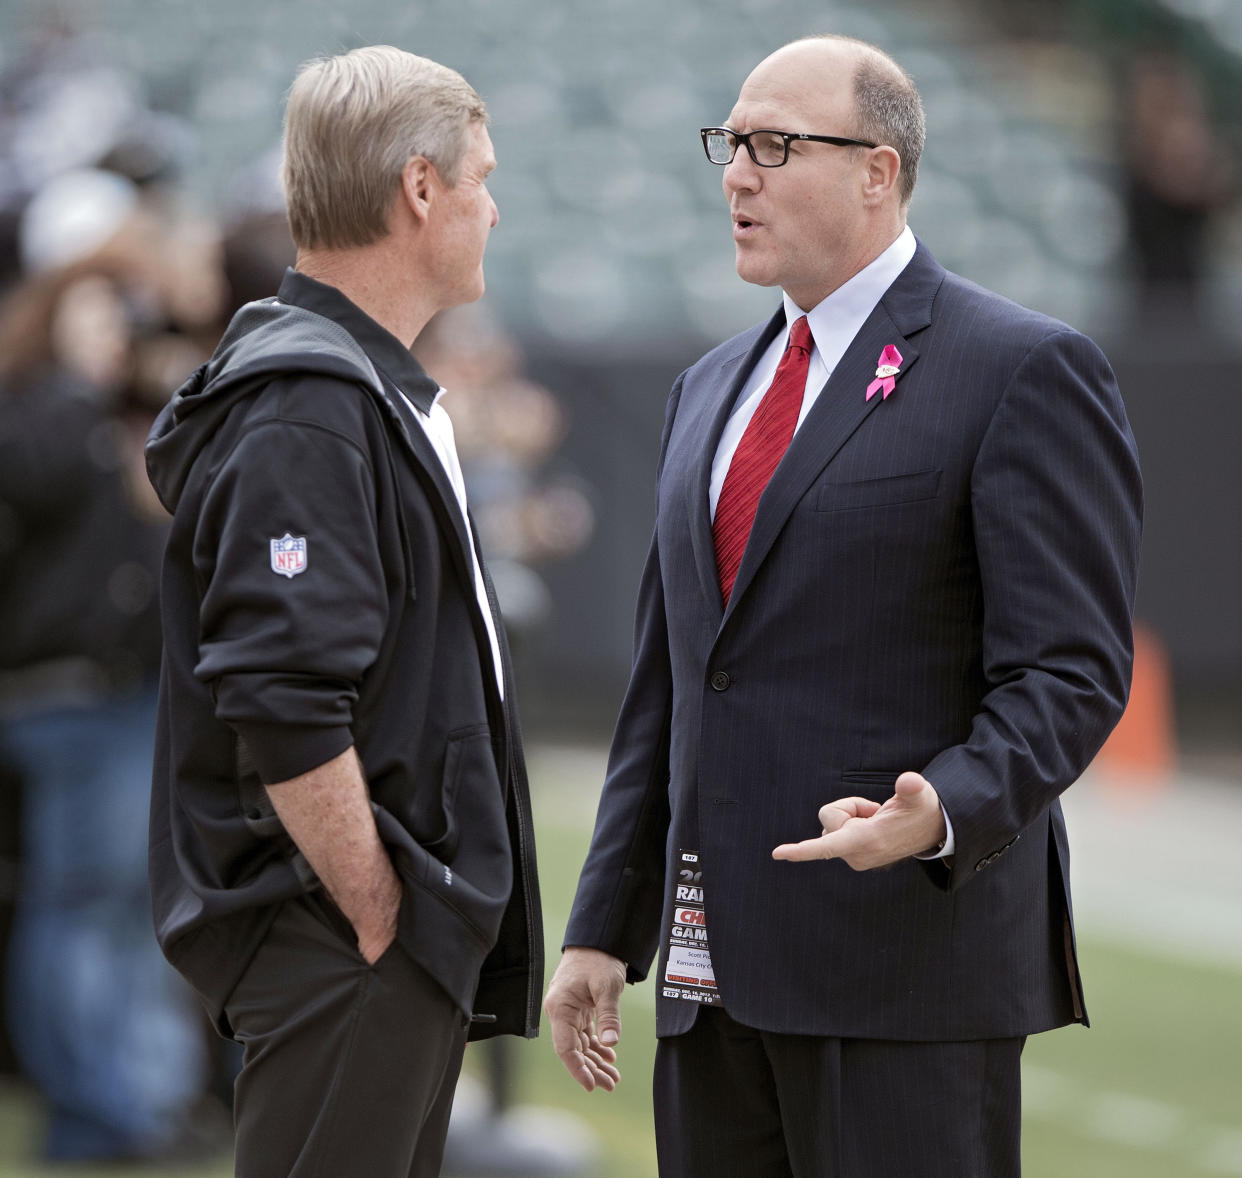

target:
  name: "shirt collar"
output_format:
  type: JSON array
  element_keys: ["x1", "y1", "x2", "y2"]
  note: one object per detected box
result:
[
  {"x1": 276, "y1": 267, "x2": 440, "y2": 414},
  {"x1": 782, "y1": 225, "x2": 918, "y2": 351}
]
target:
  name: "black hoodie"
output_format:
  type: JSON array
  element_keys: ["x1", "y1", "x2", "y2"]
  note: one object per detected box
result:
[{"x1": 145, "y1": 270, "x2": 541, "y2": 1040}]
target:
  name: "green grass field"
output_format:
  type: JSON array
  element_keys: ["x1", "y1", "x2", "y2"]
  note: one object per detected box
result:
[
  {"x1": 0, "y1": 752, "x2": 1237, "y2": 1177},
  {"x1": 519, "y1": 764, "x2": 1242, "y2": 1178}
]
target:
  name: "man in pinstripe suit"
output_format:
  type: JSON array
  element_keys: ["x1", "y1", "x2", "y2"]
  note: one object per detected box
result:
[{"x1": 545, "y1": 34, "x2": 1141, "y2": 1177}]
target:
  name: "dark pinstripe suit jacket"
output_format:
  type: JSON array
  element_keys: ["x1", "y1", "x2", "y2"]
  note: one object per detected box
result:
[{"x1": 565, "y1": 241, "x2": 1142, "y2": 1042}]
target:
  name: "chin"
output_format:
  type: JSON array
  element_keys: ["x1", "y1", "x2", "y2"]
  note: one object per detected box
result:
[
  {"x1": 447, "y1": 277, "x2": 487, "y2": 309},
  {"x1": 734, "y1": 249, "x2": 778, "y2": 290}
]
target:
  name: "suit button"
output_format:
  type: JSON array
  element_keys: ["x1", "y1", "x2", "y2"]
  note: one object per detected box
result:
[{"x1": 709, "y1": 670, "x2": 731, "y2": 692}]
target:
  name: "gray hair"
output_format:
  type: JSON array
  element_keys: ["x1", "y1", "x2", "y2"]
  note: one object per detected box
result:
[
  {"x1": 282, "y1": 45, "x2": 488, "y2": 250},
  {"x1": 799, "y1": 35, "x2": 925, "y2": 206}
]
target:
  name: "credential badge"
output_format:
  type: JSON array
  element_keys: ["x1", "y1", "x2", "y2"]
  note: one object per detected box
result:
[{"x1": 270, "y1": 533, "x2": 308, "y2": 578}]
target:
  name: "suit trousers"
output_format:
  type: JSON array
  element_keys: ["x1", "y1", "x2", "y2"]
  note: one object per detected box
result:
[
  {"x1": 224, "y1": 892, "x2": 468, "y2": 1178},
  {"x1": 654, "y1": 1005, "x2": 1023, "y2": 1178}
]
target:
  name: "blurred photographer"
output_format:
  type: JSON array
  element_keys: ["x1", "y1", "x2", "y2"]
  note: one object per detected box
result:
[{"x1": 0, "y1": 174, "x2": 212, "y2": 1163}]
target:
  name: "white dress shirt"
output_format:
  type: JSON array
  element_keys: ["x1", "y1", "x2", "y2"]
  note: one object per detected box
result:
[
  {"x1": 709, "y1": 225, "x2": 918, "y2": 518},
  {"x1": 706, "y1": 225, "x2": 953, "y2": 859},
  {"x1": 396, "y1": 385, "x2": 505, "y2": 700}
]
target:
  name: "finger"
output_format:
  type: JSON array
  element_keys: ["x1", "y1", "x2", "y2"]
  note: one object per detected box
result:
[
  {"x1": 772, "y1": 834, "x2": 835, "y2": 861},
  {"x1": 557, "y1": 1045, "x2": 598, "y2": 1091},
  {"x1": 576, "y1": 1028, "x2": 621, "y2": 1089},
  {"x1": 583, "y1": 1040, "x2": 620, "y2": 1071},
  {"x1": 818, "y1": 804, "x2": 851, "y2": 834},
  {"x1": 583, "y1": 1035, "x2": 617, "y2": 1064},
  {"x1": 587, "y1": 1066, "x2": 616, "y2": 1092},
  {"x1": 549, "y1": 1017, "x2": 598, "y2": 1091},
  {"x1": 578, "y1": 1052, "x2": 616, "y2": 1090},
  {"x1": 582, "y1": 1046, "x2": 622, "y2": 1089},
  {"x1": 818, "y1": 796, "x2": 881, "y2": 830}
]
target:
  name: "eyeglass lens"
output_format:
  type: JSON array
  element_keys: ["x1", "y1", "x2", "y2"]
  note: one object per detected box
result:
[
  {"x1": 704, "y1": 130, "x2": 735, "y2": 163},
  {"x1": 704, "y1": 130, "x2": 788, "y2": 166}
]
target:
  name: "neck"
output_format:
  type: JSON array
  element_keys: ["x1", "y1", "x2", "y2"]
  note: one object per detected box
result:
[
  {"x1": 789, "y1": 215, "x2": 907, "y2": 311},
  {"x1": 296, "y1": 242, "x2": 439, "y2": 347}
]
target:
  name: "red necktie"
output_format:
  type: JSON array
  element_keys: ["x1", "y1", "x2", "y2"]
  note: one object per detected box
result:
[{"x1": 713, "y1": 315, "x2": 813, "y2": 606}]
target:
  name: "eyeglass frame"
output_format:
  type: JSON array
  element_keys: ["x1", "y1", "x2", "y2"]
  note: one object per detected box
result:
[{"x1": 700, "y1": 126, "x2": 878, "y2": 168}]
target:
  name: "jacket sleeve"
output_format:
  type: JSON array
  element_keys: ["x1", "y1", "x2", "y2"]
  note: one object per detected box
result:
[
  {"x1": 562, "y1": 373, "x2": 685, "y2": 981},
  {"x1": 192, "y1": 406, "x2": 389, "y2": 785},
  {"x1": 922, "y1": 328, "x2": 1142, "y2": 889}
]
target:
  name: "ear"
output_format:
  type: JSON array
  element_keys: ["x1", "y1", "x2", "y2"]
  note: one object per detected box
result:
[
  {"x1": 399, "y1": 156, "x2": 437, "y2": 227},
  {"x1": 861, "y1": 145, "x2": 902, "y2": 208}
]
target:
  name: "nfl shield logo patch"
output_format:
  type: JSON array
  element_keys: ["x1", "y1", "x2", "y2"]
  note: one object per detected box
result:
[{"x1": 270, "y1": 533, "x2": 308, "y2": 578}]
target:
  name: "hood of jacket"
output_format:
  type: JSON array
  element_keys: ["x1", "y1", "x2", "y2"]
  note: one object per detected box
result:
[{"x1": 145, "y1": 297, "x2": 387, "y2": 513}]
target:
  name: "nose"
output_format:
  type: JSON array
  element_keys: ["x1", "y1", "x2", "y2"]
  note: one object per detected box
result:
[{"x1": 722, "y1": 150, "x2": 760, "y2": 198}]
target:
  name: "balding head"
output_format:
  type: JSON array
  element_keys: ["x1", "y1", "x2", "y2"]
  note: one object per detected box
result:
[
  {"x1": 755, "y1": 36, "x2": 925, "y2": 207},
  {"x1": 721, "y1": 35, "x2": 918, "y2": 305}
]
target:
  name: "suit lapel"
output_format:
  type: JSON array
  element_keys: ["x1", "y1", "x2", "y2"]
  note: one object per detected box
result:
[
  {"x1": 720, "y1": 244, "x2": 943, "y2": 626},
  {"x1": 684, "y1": 308, "x2": 787, "y2": 615}
]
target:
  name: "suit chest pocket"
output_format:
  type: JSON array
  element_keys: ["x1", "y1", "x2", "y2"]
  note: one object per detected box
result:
[{"x1": 815, "y1": 469, "x2": 941, "y2": 512}]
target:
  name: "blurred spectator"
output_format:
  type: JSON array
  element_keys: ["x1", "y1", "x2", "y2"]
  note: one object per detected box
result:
[
  {"x1": 0, "y1": 236, "x2": 218, "y2": 1161},
  {"x1": 415, "y1": 305, "x2": 595, "y2": 638},
  {"x1": 217, "y1": 143, "x2": 296, "y2": 315},
  {"x1": 1122, "y1": 47, "x2": 1237, "y2": 320},
  {"x1": 0, "y1": 8, "x2": 194, "y2": 196},
  {"x1": 220, "y1": 209, "x2": 296, "y2": 315}
]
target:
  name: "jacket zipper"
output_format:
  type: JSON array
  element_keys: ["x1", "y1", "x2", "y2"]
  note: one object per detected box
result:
[{"x1": 479, "y1": 554, "x2": 544, "y2": 1036}]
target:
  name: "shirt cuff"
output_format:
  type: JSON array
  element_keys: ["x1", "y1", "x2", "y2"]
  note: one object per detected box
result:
[{"x1": 913, "y1": 804, "x2": 956, "y2": 860}]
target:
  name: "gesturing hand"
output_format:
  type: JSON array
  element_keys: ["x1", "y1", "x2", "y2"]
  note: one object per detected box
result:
[
  {"x1": 543, "y1": 947, "x2": 626, "y2": 1093},
  {"x1": 771, "y1": 771, "x2": 947, "y2": 870}
]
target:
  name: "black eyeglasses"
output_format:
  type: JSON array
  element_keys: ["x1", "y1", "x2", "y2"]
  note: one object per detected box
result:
[{"x1": 700, "y1": 127, "x2": 877, "y2": 168}]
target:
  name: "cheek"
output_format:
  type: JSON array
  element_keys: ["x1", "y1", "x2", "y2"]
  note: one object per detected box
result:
[
  {"x1": 795, "y1": 193, "x2": 846, "y2": 248},
  {"x1": 471, "y1": 196, "x2": 493, "y2": 239}
]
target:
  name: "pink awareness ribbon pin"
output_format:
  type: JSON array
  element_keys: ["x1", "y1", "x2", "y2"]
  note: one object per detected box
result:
[{"x1": 865, "y1": 344, "x2": 903, "y2": 401}]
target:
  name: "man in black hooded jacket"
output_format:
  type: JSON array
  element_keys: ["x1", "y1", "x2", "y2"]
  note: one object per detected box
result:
[{"x1": 144, "y1": 46, "x2": 541, "y2": 1178}]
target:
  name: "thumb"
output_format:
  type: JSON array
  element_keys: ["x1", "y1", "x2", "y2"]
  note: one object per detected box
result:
[
  {"x1": 893, "y1": 771, "x2": 929, "y2": 803},
  {"x1": 594, "y1": 990, "x2": 623, "y2": 1047}
]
